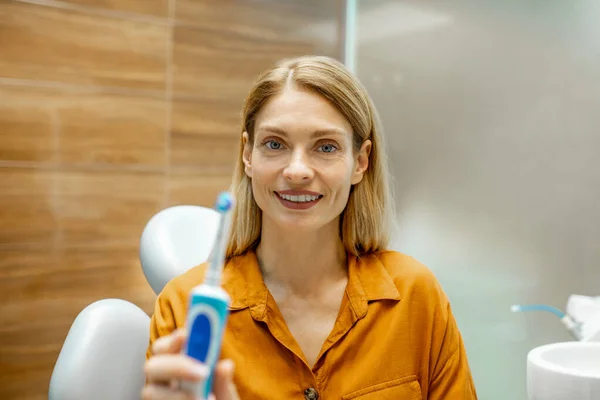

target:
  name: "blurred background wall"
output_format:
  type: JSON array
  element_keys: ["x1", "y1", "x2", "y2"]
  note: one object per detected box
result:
[
  {"x1": 350, "y1": 1, "x2": 600, "y2": 399},
  {"x1": 0, "y1": 1, "x2": 343, "y2": 398}
]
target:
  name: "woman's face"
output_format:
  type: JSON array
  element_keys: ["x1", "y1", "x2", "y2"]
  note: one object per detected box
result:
[{"x1": 243, "y1": 86, "x2": 371, "y2": 233}]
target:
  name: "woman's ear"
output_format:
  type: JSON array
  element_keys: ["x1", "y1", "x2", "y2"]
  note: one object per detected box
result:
[
  {"x1": 351, "y1": 139, "x2": 371, "y2": 185},
  {"x1": 242, "y1": 132, "x2": 253, "y2": 178}
]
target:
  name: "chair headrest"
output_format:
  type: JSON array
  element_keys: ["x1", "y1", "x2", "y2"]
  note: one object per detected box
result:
[{"x1": 139, "y1": 205, "x2": 219, "y2": 295}]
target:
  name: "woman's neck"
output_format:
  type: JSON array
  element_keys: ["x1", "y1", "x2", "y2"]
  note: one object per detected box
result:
[{"x1": 256, "y1": 217, "x2": 348, "y2": 295}]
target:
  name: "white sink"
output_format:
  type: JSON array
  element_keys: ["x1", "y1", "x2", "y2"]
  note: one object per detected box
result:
[{"x1": 527, "y1": 341, "x2": 600, "y2": 400}]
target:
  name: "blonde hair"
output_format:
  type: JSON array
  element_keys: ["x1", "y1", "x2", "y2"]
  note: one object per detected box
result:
[{"x1": 226, "y1": 55, "x2": 394, "y2": 258}]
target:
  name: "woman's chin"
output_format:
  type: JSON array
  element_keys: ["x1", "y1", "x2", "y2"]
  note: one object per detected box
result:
[
  {"x1": 269, "y1": 214, "x2": 338, "y2": 234},
  {"x1": 277, "y1": 219, "x2": 319, "y2": 232}
]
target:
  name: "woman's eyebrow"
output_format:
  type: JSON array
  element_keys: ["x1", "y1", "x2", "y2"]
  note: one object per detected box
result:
[{"x1": 257, "y1": 125, "x2": 347, "y2": 138}]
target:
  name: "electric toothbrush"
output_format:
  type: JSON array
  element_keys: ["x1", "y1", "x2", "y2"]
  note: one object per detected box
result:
[{"x1": 182, "y1": 191, "x2": 235, "y2": 399}]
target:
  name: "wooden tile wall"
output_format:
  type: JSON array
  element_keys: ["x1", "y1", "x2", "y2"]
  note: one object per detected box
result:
[
  {"x1": 0, "y1": 84, "x2": 167, "y2": 165},
  {"x1": 0, "y1": 0, "x2": 343, "y2": 398}
]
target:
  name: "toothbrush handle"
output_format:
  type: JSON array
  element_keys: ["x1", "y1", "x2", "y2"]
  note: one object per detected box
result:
[{"x1": 182, "y1": 284, "x2": 231, "y2": 399}]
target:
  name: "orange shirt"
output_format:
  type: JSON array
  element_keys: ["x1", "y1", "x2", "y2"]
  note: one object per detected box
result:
[{"x1": 147, "y1": 250, "x2": 478, "y2": 399}]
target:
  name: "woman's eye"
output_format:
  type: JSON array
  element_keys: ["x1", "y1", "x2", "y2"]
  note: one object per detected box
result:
[
  {"x1": 318, "y1": 143, "x2": 338, "y2": 153},
  {"x1": 265, "y1": 140, "x2": 283, "y2": 150}
]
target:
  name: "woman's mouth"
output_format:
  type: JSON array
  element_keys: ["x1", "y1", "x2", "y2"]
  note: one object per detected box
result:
[{"x1": 274, "y1": 191, "x2": 323, "y2": 210}]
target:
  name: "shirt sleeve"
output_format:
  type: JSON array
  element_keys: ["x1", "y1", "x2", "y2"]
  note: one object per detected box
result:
[
  {"x1": 428, "y1": 303, "x2": 478, "y2": 399},
  {"x1": 145, "y1": 287, "x2": 178, "y2": 360}
]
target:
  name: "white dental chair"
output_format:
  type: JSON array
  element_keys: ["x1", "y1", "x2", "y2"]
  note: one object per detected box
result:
[{"x1": 48, "y1": 205, "x2": 220, "y2": 400}]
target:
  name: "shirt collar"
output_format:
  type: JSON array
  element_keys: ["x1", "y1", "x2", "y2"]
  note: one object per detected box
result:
[
  {"x1": 345, "y1": 252, "x2": 402, "y2": 318},
  {"x1": 221, "y1": 251, "x2": 269, "y2": 321},
  {"x1": 221, "y1": 250, "x2": 401, "y2": 317}
]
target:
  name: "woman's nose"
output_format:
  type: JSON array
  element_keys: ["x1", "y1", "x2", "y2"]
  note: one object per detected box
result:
[{"x1": 283, "y1": 150, "x2": 314, "y2": 182}]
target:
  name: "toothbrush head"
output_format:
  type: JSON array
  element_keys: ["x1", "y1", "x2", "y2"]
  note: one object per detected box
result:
[{"x1": 214, "y1": 191, "x2": 234, "y2": 213}]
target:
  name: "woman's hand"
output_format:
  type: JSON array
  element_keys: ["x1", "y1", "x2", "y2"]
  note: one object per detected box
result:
[{"x1": 143, "y1": 329, "x2": 240, "y2": 400}]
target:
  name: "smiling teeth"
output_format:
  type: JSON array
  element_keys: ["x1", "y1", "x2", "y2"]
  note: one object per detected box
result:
[{"x1": 278, "y1": 193, "x2": 319, "y2": 203}]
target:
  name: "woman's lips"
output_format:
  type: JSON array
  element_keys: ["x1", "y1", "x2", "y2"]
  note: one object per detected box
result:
[{"x1": 274, "y1": 191, "x2": 323, "y2": 210}]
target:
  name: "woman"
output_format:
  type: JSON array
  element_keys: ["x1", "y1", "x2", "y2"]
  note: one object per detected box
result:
[{"x1": 143, "y1": 55, "x2": 478, "y2": 400}]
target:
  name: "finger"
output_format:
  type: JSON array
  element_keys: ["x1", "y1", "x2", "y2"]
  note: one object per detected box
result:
[
  {"x1": 145, "y1": 354, "x2": 208, "y2": 383},
  {"x1": 141, "y1": 384, "x2": 196, "y2": 400},
  {"x1": 212, "y1": 360, "x2": 240, "y2": 400},
  {"x1": 152, "y1": 329, "x2": 187, "y2": 355}
]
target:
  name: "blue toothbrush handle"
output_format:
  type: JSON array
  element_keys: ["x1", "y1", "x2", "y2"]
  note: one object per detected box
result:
[{"x1": 182, "y1": 285, "x2": 231, "y2": 399}]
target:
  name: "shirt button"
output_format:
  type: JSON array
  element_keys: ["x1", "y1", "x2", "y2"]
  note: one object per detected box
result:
[{"x1": 304, "y1": 387, "x2": 319, "y2": 400}]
